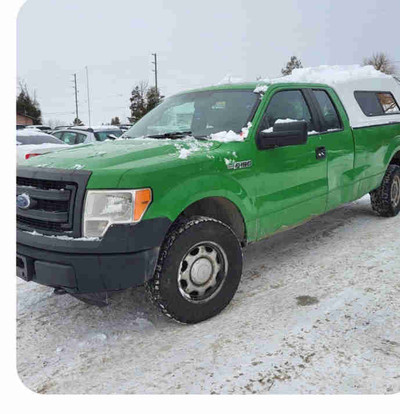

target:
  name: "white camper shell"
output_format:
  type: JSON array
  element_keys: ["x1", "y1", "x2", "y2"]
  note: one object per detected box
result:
[{"x1": 257, "y1": 65, "x2": 400, "y2": 129}]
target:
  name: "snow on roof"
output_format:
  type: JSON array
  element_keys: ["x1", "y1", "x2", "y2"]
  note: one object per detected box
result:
[
  {"x1": 17, "y1": 129, "x2": 52, "y2": 137},
  {"x1": 260, "y1": 65, "x2": 391, "y2": 86},
  {"x1": 71, "y1": 125, "x2": 121, "y2": 131},
  {"x1": 255, "y1": 65, "x2": 400, "y2": 128}
]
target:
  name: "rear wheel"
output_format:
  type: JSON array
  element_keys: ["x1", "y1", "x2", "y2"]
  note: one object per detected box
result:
[
  {"x1": 146, "y1": 216, "x2": 243, "y2": 323},
  {"x1": 370, "y1": 164, "x2": 400, "y2": 217}
]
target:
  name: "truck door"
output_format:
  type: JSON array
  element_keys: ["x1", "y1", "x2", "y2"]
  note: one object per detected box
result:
[
  {"x1": 305, "y1": 88, "x2": 355, "y2": 210},
  {"x1": 254, "y1": 88, "x2": 328, "y2": 239}
]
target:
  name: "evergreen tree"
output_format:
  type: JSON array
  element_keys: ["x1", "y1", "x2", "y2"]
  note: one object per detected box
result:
[
  {"x1": 111, "y1": 116, "x2": 121, "y2": 125},
  {"x1": 281, "y1": 56, "x2": 303, "y2": 76},
  {"x1": 146, "y1": 86, "x2": 163, "y2": 112},
  {"x1": 16, "y1": 81, "x2": 42, "y2": 124},
  {"x1": 129, "y1": 82, "x2": 164, "y2": 122},
  {"x1": 129, "y1": 82, "x2": 147, "y2": 123}
]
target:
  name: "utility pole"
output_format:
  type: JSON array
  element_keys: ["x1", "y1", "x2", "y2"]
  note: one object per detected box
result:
[
  {"x1": 85, "y1": 66, "x2": 92, "y2": 127},
  {"x1": 73, "y1": 73, "x2": 79, "y2": 122},
  {"x1": 152, "y1": 53, "x2": 158, "y2": 93}
]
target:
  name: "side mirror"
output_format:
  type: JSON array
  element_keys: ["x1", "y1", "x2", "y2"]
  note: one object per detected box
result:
[
  {"x1": 107, "y1": 134, "x2": 118, "y2": 140},
  {"x1": 256, "y1": 120, "x2": 308, "y2": 150}
]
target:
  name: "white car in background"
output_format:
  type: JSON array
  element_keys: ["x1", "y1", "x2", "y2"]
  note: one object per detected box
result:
[
  {"x1": 25, "y1": 125, "x2": 53, "y2": 133},
  {"x1": 51, "y1": 126, "x2": 124, "y2": 144},
  {"x1": 17, "y1": 129, "x2": 69, "y2": 164}
]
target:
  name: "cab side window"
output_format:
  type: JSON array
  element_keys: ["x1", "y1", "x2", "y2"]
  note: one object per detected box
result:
[
  {"x1": 313, "y1": 90, "x2": 342, "y2": 131},
  {"x1": 260, "y1": 90, "x2": 315, "y2": 132}
]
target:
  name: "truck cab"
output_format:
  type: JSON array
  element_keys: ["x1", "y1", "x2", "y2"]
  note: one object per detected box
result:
[{"x1": 17, "y1": 66, "x2": 400, "y2": 323}]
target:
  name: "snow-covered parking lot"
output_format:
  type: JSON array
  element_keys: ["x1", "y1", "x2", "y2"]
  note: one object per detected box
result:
[{"x1": 17, "y1": 195, "x2": 400, "y2": 394}]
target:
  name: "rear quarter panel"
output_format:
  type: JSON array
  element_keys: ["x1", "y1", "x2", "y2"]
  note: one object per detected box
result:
[{"x1": 352, "y1": 122, "x2": 400, "y2": 195}]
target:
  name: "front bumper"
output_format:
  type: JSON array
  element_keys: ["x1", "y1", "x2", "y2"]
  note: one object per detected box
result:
[{"x1": 16, "y1": 217, "x2": 171, "y2": 293}]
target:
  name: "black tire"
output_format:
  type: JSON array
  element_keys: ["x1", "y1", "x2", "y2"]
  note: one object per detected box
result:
[
  {"x1": 370, "y1": 164, "x2": 400, "y2": 217},
  {"x1": 146, "y1": 216, "x2": 243, "y2": 324}
]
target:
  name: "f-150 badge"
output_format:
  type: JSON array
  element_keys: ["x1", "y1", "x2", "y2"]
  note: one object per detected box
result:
[{"x1": 226, "y1": 160, "x2": 253, "y2": 170}]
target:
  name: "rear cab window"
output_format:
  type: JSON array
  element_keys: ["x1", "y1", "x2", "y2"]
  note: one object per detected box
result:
[
  {"x1": 354, "y1": 91, "x2": 400, "y2": 116},
  {"x1": 312, "y1": 89, "x2": 343, "y2": 132}
]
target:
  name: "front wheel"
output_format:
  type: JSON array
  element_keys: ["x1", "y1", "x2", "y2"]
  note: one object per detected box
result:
[
  {"x1": 146, "y1": 216, "x2": 243, "y2": 324},
  {"x1": 370, "y1": 164, "x2": 400, "y2": 217}
]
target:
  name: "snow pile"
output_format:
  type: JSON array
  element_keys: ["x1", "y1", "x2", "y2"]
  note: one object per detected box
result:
[
  {"x1": 210, "y1": 130, "x2": 243, "y2": 142},
  {"x1": 275, "y1": 118, "x2": 302, "y2": 124},
  {"x1": 210, "y1": 122, "x2": 253, "y2": 143},
  {"x1": 178, "y1": 148, "x2": 192, "y2": 159},
  {"x1": 254, "y1": 85, "x2": 268, "y2": 94},
  {"x1": 175, "y1": 138, "x2": 214, "y2": 160},
  {"x1": 255, "y1": 65, "x2": 391, "y2": 92}
]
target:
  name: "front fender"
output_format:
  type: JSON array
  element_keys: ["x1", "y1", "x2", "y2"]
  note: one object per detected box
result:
[{"x1": 146, "y1": 172, "x2": 257, "y2": 233}]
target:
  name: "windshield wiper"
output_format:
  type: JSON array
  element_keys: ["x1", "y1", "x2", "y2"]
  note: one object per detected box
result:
[{"x1": 146, "y1": 131, "x2": 193, "y2": 139}]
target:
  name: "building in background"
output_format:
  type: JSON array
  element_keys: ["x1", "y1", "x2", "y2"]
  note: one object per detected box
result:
[{"x1": 17, "y1": 113, "x2": 34, "y2": 126}]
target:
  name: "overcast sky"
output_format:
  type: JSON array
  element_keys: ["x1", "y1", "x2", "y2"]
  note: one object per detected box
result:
[{"x1": 17, "y1": 0, "x2": 400, "y2": 126}]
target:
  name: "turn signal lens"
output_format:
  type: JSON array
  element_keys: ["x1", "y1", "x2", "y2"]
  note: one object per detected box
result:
[{"x1": 134, "y1": 188, "x2": 152, "y2": 221}]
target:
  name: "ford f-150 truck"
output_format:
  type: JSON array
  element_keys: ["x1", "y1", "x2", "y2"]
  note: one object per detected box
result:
[{"x1": 17, "y1": 66, "x2": 400, "y2": 323}]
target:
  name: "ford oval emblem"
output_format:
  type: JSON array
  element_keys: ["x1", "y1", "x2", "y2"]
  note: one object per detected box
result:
[{"x1": 17, "y1": 193, "x2": 31, "y2": 210}]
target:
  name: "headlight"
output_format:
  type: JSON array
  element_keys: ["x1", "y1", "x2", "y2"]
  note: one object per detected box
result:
[{"x1": 83, "y1": 189, "x2": 152, "y2": 238}]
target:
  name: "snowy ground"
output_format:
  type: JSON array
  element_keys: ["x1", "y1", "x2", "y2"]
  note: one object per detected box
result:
[{"x1": 17, "y1": 195, "x2": 400, "y2": 394}]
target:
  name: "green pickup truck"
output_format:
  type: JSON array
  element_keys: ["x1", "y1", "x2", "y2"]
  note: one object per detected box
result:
[{"x1": 17, "y1": 68, "x2": 400, "y2": 323}]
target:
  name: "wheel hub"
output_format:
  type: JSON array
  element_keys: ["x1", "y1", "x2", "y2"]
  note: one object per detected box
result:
[
  {"x1": 391, "y1": 175, "x2": 400, "y2": 207},
  {"x1": 178, "y1": 242, "x2": 228, "y2": 303},
  {"x1": 190, "y1": 258, "x2": 213, "y2": 285}
]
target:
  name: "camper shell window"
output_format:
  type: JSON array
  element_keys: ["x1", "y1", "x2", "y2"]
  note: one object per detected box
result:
[{"x1": 354, "y1": 91, "x2": 400, "y2": 117}]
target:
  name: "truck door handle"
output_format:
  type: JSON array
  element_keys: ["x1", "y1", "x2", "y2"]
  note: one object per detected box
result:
[{"x1": 316, "y1": 146, "x2": 326, "y2": 160}]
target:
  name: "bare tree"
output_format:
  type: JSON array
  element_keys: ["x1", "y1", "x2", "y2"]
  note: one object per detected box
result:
[{"x1": 363, "y1": 53, "x2": 395, "y2": 75}]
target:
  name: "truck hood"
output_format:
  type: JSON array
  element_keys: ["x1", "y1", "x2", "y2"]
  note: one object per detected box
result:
[{"x1": 23, "y1": 137, "x2": 221, "y2": 172}]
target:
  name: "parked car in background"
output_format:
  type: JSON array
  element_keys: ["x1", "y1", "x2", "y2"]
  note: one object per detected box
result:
[
  {"x1": 17, "y1": 129, "x2": 69, "y2": 163},
  {"x1": 51, "y1": 126, "x2": 124, "y2": 145},
  {"x1": 26, "y1": 125, "x2": 53, "y2": 133},
  {"x1": 52, "y1": 125, "x2": 73, "y2": 131},
  {"x1": 119, "y1": 123, "x2": 133, "y2": 131}
]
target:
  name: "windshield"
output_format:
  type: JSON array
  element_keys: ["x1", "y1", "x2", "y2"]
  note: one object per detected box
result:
[{"x1": 123, "y1": 89, "x2": 258, "y2": 139}]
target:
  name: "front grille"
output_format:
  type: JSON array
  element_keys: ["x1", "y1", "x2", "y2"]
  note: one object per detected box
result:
[{"x1": 17, "y1": 167, "x2": 91, "y2": 237}]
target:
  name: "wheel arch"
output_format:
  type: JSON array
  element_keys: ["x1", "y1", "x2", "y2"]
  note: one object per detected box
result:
[
  {"x1": 177, "y1": 196, "x2": 247, "y2": 244},
  {"x1": 390, "y1": 149, "x2": 400, "y2": 166}
]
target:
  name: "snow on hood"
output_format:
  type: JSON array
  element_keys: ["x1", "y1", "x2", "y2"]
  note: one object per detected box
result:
[{"x1": 23, "y1": 137, "x2": 223, "y2": 170}]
